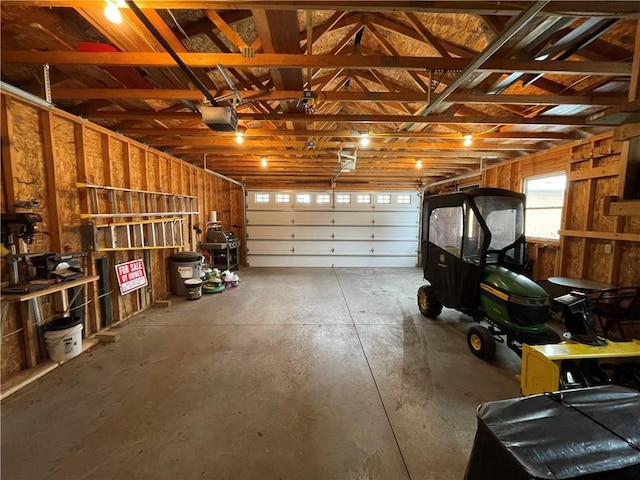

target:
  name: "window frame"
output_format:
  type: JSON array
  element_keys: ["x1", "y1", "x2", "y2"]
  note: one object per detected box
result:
[{"x1": 522, "y1": 172, "x2": 566, "y2": 243}]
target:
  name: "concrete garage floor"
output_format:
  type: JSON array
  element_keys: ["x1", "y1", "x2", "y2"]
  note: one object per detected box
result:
[{"x1": 1, "y1": 267, "x2": 523, "y2": 480}]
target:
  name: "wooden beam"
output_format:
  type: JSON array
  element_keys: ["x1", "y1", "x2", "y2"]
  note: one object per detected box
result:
[
  {"x1": 202, "y1": 10, "x2": 248, "y2": 49},
  {"x1": 404, "y1": 12, "x2": 451, "y2": 58},
  {"x1": 603, "y1": 196, "x2": 640, "y2": 216},
  {"x1": 7, "y1": 2, "x2": 640, "y2": 16},
  {"x1": 74, "y1": 123, "x2": 99, "y2": 336},
  {"x1": 39, "y1": 111, "x2": 62, "y2": 252},
  {"x1": 559, "y1": 229, "x2": 640, "y2": 242},
  {"x1": 155, "y1": 138, "x2": 536, "y2": 150},
  {"x1": 251, "y1": 8, "x2": 305, "y2": 114},
  {"x1": 123, "y1": 127, "x2": 575, "y2": 140},
  {"x1": 171, "y1": 147, "x2": 510, "y2": 158},
  {"x1": 82, "y1": 110, "x2": 592, "y2": 126},
  {"x1": 4, "y1": 51, "x2": 632, "y2": 76},
  {"x1": 614, "y1": 122, "x2": 640, "y2": 141},
  {"x1": 1, "y1": 96, "x2": 17, "y2": 214},
  {"x1": 50, "y1": 88, "x2": 628, "y2": 106}
]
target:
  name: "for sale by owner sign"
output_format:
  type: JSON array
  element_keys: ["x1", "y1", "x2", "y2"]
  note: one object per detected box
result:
[{"x1": 115, "y1": 259, "x2": 148, "y2": 295}]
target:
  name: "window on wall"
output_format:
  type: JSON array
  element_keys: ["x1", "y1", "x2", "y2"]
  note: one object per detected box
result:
[
  {"x1": 356, "y1": 194, "x2": 371, "y2": 204},
  {"x1": 275, "y1": 193, "x2": 291, "y2": 204},
  {"x1": 316, "y1": 194, "x2": 331, "y2": 204},
  {"x1": 523, "y1": 173, "x2": 566, "y2": 240},
  {"x1": 336, "y1": 194, "x2": 351, "y2": 204},
  {"x1": 255, "y1": 193, "x2": 270, "y2": 203},
  {"x1": 377, "y1": 194, "x2": 391, "y2": 204},
  {"x1": 397, "y1": 195, "x2": 411, "y2": 204},
  {"x1": 296, "y1": 193, "x2": 311, "y2": 204}
]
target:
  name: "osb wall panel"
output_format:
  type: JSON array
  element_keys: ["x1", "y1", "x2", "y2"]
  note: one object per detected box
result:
[
  {"x1": 112, "y1": 251, "x2": 138, "y2": 317},
  {"x1": 626, "y1": 214, "x2": 640, "y2": 234},
  {"x1": 7, "y1": 99, "x2": 51, "y2": 254},
  {"x1": 526, "y1": 244, "x2": 557, "y2": 281},
  {"x1": 84, "y1": 129, "x2": 104, "y2": 185},
  {"x1": 109, "y1": 137, "x2": 125, "y2": 187},
  {"x1": 150, "y1": 250, "x2": 165, "y2": 300},
  {"x1": 537, "y1": 247, "x2": 557, "y2": 281},
  {"x1": 52, "y1": 116, "x2": 81, "y2": 251},
  {"x1": 494, "y1": 163, "x2": 516, "y2": 190},
  {"x1": 147, "y1": 152, "x2": 159, "y2": 191},
  {"x1": 592, "y1": 177, "x2": 618, "y2": 232},
  {"x1": 588, "y1": 241, "x2": 614, "y2": 282},
  {"x1": 1, "y1": 306, "x2": 23, "y2": 376},
  {"x1": 182, "y1": 165, "x2": 192, "y2": 196},
  {"x1": 617, "y1": 243, "x2": 640, "y2": 286},
  {"x1": 170, "y1": 160, "x2": 182, "y2": 193},
  {"x1": 129, "y1": 146, "x2": 145, "y2": 215},
  {"x1": 482, "y1": 168, "x2": 497, "y2": 188},
  {"x1": 519, "y1": 149, "x2": 568, "y2": 179},
  {"x1": 566, "y1": 181, "x2": 588, "y2": 230},
  {"x1": 159, "y1": 156, "x2": 170, "y2": 191},
  {"x1": 129, "y1": 146, "x2": 145, "y2": 190},
  {"x1": 561, "y1": 238, "x2": 584, "y2": 278}
]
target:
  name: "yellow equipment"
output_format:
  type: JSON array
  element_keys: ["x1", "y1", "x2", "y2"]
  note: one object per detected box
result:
[{"x1": 521, "y1": 339, "x2": 640, "y2": 396}]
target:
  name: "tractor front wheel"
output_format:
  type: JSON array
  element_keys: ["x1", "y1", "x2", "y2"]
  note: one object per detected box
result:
[
  {"x1": 467, "y1": 326, "x2": 496, "y2": 360},
  {"x1": 417, "y1": 285, "x2": 442, "y2": 318}
]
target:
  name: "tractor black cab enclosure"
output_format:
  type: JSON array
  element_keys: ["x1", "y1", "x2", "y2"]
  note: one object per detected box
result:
[{"x1": 417, "y1": 188, "x2": 559, "y2": 359}]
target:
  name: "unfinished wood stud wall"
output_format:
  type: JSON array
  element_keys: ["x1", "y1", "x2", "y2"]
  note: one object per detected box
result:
[{"x1": 1, "y1": 91, "x2": 244, "y2": 379}]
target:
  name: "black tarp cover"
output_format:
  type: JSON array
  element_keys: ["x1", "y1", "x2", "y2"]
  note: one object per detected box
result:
[{"x1": 464, "y1": 386, "x2": 640, "y2": 480}]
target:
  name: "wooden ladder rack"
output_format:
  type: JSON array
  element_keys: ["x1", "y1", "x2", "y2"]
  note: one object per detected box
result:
[{"x1": 77, "y1": 183, "x2": 199, "y2": 252}]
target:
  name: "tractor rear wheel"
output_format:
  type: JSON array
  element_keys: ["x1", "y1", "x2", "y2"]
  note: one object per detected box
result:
[
  {"x1": 417, "y1": 285, "x2": 442, "y2": 318},
  {"x1": 467, "y1": 326, "x2": 496, "y2": 360}
]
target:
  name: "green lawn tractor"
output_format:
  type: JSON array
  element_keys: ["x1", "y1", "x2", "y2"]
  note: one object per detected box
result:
[{"x1": 417, "y1": 188, "x2": 560, "y2": 360}]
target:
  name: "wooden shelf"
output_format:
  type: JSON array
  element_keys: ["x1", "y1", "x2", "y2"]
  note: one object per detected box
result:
[
  {"x1": 560, "y1": 229, "x2": 640, "y2": 242},
  {"x1": 0, "y1": 276, "x2": 100, "y2": 370},
  {"x1": 603, "y1": 196, "x2": 640, "y2": 217},
  {"x1": 0, "y1": 275, "x2": 100, "y2": 302}
]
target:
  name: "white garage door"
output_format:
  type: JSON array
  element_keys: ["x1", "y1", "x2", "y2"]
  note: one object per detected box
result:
[{"x1": 246, "y1": 190, "x2": 420, "y2": 267}]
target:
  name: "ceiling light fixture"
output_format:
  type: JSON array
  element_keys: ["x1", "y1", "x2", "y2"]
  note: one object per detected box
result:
[
  {"x1": 235, "y1": 131, "x2": 244, "y2": 144},
  {"x1": 416, "y1": 160, "x2": 422, "y2": 169},
  {"x1": 261, "y1": 157, "x2": 268, "y2": 168},
  {"x1": 104, "y1": 0, "x2": 123, "y2": 24},
  {"x1": 535, "y1": 53, "x2": 550, "y2": 61},
  {"x1": 359, "y1": 133, "x2": 370, "y2": 147},
  {"x1": 463, "y1": 134, "x2": 473, "y2": 147}
]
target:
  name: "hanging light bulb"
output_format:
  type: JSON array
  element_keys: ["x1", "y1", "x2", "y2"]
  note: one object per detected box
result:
[
  {"x1": 359, "y1": 133, "x2": 370, "y2": 147},
  {"x1": 261, "y1": 157, "x2": 268, "y2": 167},
  {"x1": 235, "y1": 131, "x2": 244, "y2": 144},
  {"x1": 416, "y1": 160, "x2": 422, "y2": 169},
  {"x1": 104, "y1": 0, "x2": 123, "y2": 24},
  {"x1": 463, "y1": 134, "x2": 473, "y2": 147}
]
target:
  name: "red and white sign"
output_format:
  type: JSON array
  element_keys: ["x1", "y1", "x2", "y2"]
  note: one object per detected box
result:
[{"x1": 115, "y1": 259, "x2": 148, "y2": 295}]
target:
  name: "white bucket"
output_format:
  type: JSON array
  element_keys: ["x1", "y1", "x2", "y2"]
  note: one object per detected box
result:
[
  {"x1": 44, "y1": 323, "x2": 83, "y2": 363},
  {"x1": 184, "y1": 278, "x2": 203, "y2": 300}
]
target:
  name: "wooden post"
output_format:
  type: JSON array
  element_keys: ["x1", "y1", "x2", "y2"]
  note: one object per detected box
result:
[
  {"x1": 1, "y1": 96, "x2": 18, "y2": 216},
  {"x1": 122, "y1": 142, "x2": 141, "y2": 313},
  {"x1": 74, "y1": 123, "x2": 99, "y2": 336},
  {"x1": 40, "y1": 110, "x2": 62, "y2": 252}
]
